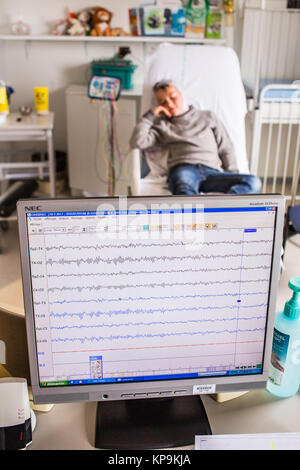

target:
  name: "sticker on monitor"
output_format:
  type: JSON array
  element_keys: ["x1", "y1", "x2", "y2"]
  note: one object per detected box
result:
[{"x1": 88, "y1": 75, "x2": 122, "y2": 101}]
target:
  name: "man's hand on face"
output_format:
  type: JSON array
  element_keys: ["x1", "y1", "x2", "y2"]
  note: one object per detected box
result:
[
  {"x1": 153, "y1": 85, "x2": 184, "y2": 117},
  {"x1": 152, "y1": 105, "x2": 172, "y2": 118}
]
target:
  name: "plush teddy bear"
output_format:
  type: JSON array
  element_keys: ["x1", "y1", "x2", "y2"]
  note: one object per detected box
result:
[{"x1": 90, "y1": 7, "x2": 113, "y2": 36}]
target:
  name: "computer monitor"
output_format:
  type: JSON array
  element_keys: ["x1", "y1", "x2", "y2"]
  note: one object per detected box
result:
[{"x1": 17, "y1": 194, "x2": 285, "y2": 449}]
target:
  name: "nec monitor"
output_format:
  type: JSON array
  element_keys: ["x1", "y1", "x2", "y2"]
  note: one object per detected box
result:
[{"x1": 17, "y1": 194, "x2": 285, "y2": 449}]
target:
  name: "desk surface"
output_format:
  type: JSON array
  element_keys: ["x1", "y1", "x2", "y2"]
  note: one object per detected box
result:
[
  {"x1": 0, "y1": 112, "x2": 54, "y2": 131},
  {"x1": 28, "y1": 390, "x2": 300, "y2": 450}
]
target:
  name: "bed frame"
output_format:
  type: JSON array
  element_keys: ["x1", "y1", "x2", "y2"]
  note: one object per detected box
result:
[{"x1": 241, "y1": 4, "x2": 300, "y2": 200}]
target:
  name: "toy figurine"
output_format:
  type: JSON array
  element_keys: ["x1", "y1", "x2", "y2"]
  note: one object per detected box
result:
[{"x1": 90, "y1": 7, "x2": 113, "y2": 36}]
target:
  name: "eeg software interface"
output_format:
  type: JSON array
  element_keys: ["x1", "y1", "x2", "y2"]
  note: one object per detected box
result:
[{"x1": 25, "y1": 201, "x2": 277, "y2": 388}]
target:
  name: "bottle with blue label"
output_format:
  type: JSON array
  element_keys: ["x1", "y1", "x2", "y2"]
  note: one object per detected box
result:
[{"x1": 267, "y1": 277, "x2": 300, "y2": 398}]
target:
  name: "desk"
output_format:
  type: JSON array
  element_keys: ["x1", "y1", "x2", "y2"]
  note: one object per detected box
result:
[
  {"x1": 28, "y1": 391, "x2": 300, "y2": 450},
  {"x1": 0, "y1": 112, "x2": 55, "y2": 198}
]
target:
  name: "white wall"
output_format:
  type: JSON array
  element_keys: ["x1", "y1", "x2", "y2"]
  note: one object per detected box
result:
[
  {"x1": 0, "y1": 0, "x2": 140, "y2": 34},
  {"x1": 1, "y1": 40, "x2": 147, "y2": 151},
  {"x1": 0, "y1": 1, "x2": 148, "y2": 152}
]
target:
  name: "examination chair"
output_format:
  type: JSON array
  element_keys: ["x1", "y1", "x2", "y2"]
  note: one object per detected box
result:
[{"x1": 130, "y1": 43, "x2": 249, "y2": 196}]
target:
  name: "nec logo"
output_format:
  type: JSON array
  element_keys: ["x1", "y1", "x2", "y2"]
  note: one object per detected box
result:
[{"x1": 25, "y1": 206, "x2": 42, "y2": 211}]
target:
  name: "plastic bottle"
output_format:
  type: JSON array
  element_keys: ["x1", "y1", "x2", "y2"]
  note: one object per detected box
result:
[
  {"x1": 267, "y1": 277, "x2": 300, "y2": 398},
  {"x1": 0, "y1": 81, "x2": 9, "y2": 115},
  {"x1": 185, "y1": 0, "x2": 209, "y2": 38}
]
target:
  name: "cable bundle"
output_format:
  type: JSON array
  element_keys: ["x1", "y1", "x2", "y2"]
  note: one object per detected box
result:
[{"x1": 94, "y1": 99, "x2": 129, "y2": 196}]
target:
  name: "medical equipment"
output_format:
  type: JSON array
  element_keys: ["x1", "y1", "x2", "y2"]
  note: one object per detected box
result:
[
  {"x1": 88, "y1": 75, "x2": 125, "y2": 197},
  {"x1": 17, "y1": 193, "x2": 285, "y2": 448},
  {"x1": 91, "y1": 55, "x2": 137, "y2": 90},
  {"x1": 0, "y1": 378, "x2": 34, "y2": 450},
  {"x1": 88, "y1": 76, "x2": 121, "y2": 101}
]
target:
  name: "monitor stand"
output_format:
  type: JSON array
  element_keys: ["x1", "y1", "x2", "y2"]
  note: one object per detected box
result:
[{"x1": 95, "y1": 395, "x2": 212, "y2": 449}]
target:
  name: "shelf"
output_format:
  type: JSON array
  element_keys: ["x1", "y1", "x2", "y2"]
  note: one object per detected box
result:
[
  {"x1": 0, "y1": 34, "x2": 226, "y2": 45},
  {"x1": 121, "y1": 85, "x2": 143, "y2": 96}
]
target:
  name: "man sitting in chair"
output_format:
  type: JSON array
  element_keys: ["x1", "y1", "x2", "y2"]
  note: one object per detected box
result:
[{"x1": 130, "y1": 80, "x2": 261, "y2": 195}]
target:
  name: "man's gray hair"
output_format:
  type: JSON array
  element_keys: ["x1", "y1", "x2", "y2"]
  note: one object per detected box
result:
[{"x1": 152, "y1": 80, "x2": 178, "y2": 93}]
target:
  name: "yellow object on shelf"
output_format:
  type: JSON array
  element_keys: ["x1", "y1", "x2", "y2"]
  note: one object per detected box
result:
[
  {"x1": 0, "y1": 85, "x2": 9, "y2": 114},
  {"x1": 224, "y1": 0, "x2": 234, "y2": 13},
  {"x1": 34, "y1": 86, "x2": 49, "y2": 114},
  {"x1": 224, "y1": 0, "x2": 234, "y2": 26}
]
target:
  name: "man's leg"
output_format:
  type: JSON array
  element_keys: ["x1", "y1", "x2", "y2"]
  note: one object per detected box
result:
[
  {"x1": 168, "y1": 164, "x2": 203, "y2": 195},
  {"x1": 200, "y1": 168, "x2": 261, "y2": 194}
]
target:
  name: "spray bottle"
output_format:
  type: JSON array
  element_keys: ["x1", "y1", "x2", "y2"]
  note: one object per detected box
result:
[{"x1": 267, "y1": 277, "x2": 300, "y2": 397}]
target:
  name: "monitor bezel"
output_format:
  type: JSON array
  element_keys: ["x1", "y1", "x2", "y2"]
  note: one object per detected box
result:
[{"x1": 17, "y1": 194, "x2": 285, "y2": 404}]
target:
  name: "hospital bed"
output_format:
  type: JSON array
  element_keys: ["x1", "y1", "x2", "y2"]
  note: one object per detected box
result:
[
  {"x1": 241, "y1": 6, "x2": 300, "y2": 201},
  {"x1": 250, "y1": 81, "x2": 300, "y2": 196},
  {"x1": 130, "y1": 43, "x2": 249, "y2": 196}
]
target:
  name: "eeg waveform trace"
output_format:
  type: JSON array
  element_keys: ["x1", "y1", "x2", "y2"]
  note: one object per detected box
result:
[{"x1": 27, "y1": 206, "x2": 276, "y2": 385}]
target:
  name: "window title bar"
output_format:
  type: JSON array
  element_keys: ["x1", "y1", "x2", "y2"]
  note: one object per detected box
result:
[{"x1": 27, "y1": 207, "x2": 277, "y2": 217}]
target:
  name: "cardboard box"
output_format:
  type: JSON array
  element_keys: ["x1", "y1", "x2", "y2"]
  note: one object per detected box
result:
[
  {"x1": 128, "y1": 8, "x2": 140, "y2": 36},
  {"x1": 206, "y1": 11, "x2": 222, "y2": 38},
  {"x1": 140, "y1": 5, "x2": 186, "y2": 36}
]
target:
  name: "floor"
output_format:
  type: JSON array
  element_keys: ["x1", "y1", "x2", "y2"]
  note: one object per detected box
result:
[{"x1": 0, "y1": 218, "x2": 299, "y2": 315}]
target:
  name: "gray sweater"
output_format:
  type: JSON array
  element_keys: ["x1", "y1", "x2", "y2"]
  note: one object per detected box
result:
[{"x1": 130, "y1": 105, "x2": 238, "y2": 173}]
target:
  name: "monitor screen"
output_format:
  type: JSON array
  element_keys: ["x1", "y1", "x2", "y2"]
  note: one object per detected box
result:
[{"x1": 17, "y1": 194, "x2": 285, "y2": 448}]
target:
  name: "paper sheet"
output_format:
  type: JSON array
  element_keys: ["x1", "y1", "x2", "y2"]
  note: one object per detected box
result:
[{"x1": 195, "y1": 433, "x2": 300, "y2": 450}]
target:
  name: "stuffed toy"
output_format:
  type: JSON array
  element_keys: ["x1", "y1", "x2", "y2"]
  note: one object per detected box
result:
[
  {"x1": 90, "y1": 7, "x2": 113, "y2": 36},
  {"x1": 67, "y1": 17, "x2": 87, "y2": 36},
  {"x1": 52, "y1": 9, "x2": 93, "y2": 36},
  {"x1": 67, "y1": 10, "x2": 92, "y2": 36}
]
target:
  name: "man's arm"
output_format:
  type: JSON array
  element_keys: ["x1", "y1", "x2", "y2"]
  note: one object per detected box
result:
[
  {"x1": 129, "y1": 110, "x2": 162, "y2": 150},
  {"x1": 211, "y1": 113, "x2": 239, "y2": 173},
  {"x1": 130, "y1": 102, "x2": 172, "y2": 150}
]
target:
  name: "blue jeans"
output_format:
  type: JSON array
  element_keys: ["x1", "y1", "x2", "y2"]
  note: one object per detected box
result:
[{"x1": 168, "y1": 164, "x2": 261, "y2": 195}]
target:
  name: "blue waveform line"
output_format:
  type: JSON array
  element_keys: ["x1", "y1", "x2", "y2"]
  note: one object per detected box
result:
[
  {"x1": 46, "y1": 252, "x2": 271, "y2": 267},
  {"x1": 50, "y1": 315, "x2": 266, "y2": 330},
  {"x1": 51, "y1": 327, "x2": 265, "y2": 344},
  {"x1": 47, "y1": 279, "x2": 270, "y2": 293},
  {"x1": 49, "y1": 292, "x2": 268, "y2": 305},
  {"x1": 49, "y1": 303, "x2": 268, "y2": 319}
]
